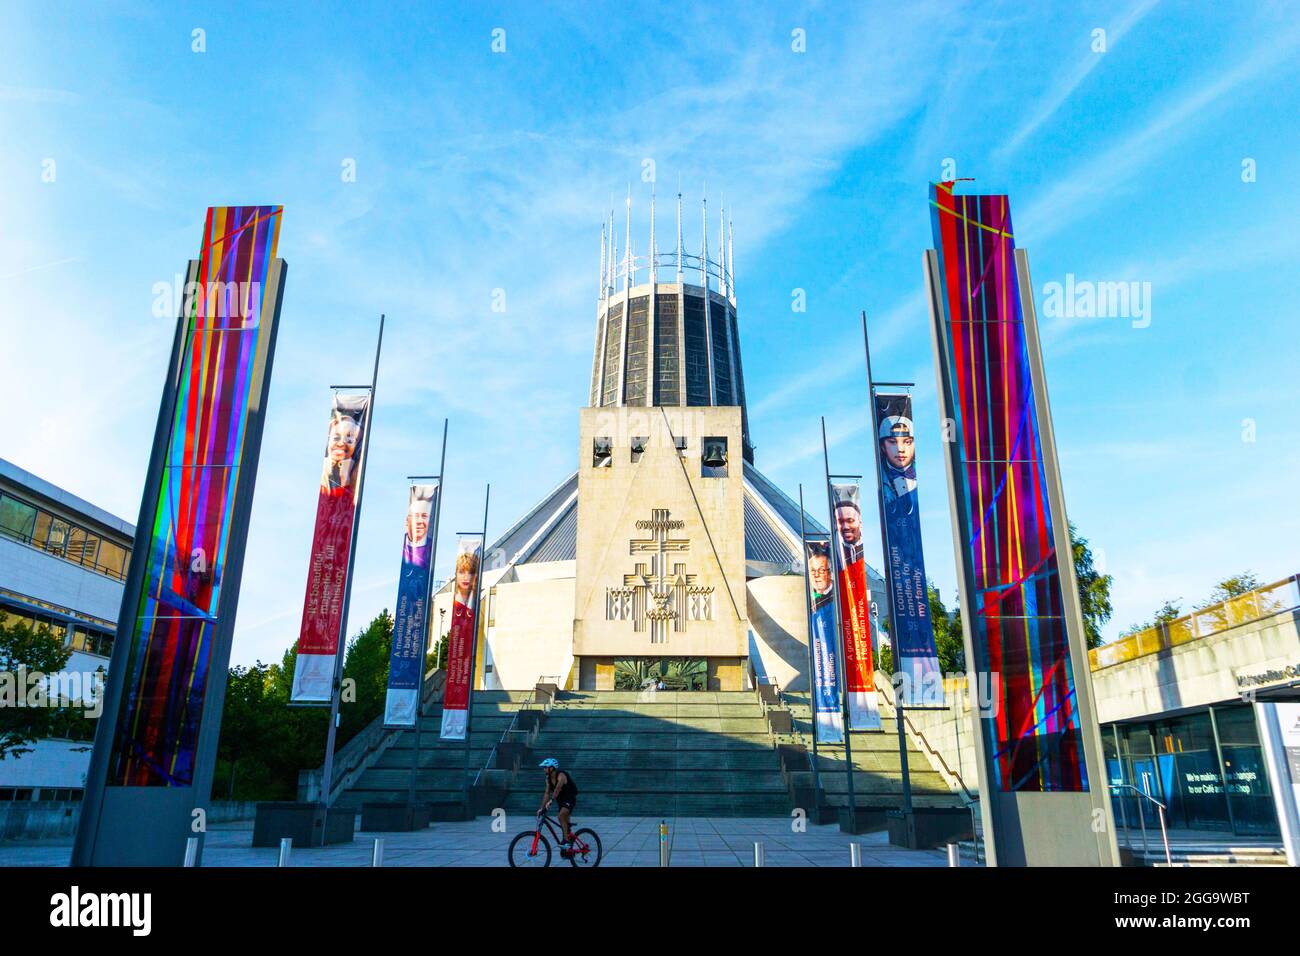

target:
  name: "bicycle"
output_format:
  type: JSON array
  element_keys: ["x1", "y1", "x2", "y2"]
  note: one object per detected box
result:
[{"x1": 508, "y1": 811, "x2": 602, "y2": 867}]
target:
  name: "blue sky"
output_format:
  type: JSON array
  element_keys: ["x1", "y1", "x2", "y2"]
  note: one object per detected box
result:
[{"x1": 2, "y1": 1, "x2": 1298, "y2": 666}]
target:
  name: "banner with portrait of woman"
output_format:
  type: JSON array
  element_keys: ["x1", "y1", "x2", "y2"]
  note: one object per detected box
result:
[
  {"x1": 805, "y1": 541, "x2": 845, "y2": 744},
  {"x1": 440, "y1": 534, "x2": 484, "y2": 740},
  {"x1": 291, "y1": 393, "x2": 372, "y2": 703},
  {"x1": 383, "y1": 482, "x2": 439, "y2": 727},
  {"x1": 873, "y1": 392, "x2": 942, "y2": 706}
]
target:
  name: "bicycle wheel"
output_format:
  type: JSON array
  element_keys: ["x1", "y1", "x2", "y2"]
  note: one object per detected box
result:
[
  {"x1": 508, "y1": 830, "x2": 552, "y2": 867},
  {"x1": 568, "y1": 828, "x2": 602, "y2": 868}
]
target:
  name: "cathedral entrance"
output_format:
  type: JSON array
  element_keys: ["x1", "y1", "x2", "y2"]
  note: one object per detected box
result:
[{"x1": 614, "y1": 657, "x2": 707, "y2": 691}]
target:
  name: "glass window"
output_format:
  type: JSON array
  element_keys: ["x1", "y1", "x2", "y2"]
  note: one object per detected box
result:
[
  {"x1": 45, "y1": 517, "x2": 70, "y2": 557},
  {"x1": 97, "y1": 541, "x2": 128, "y2": 578},
  {"x1": 0, "y1": 495, "x2": 37, "y2": 542},
  {"x1": 32, "y1": 510, "x2": 53, "y2": 551}
]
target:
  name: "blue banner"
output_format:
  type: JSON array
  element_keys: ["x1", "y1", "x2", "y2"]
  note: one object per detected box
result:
[
  {"x1": 806, "y1": 541, "x2": 844, "y2": 744},
  {"x1": 874, "y1": 393, "x2": 942, "y2": 706},
  {"x1": 384, "y1": 483, "x2": 438, "y2": 726}
]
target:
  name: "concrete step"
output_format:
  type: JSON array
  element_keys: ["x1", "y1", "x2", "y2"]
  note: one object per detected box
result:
[{"x1": 530, "y1": 732, "x2": 777, "y2": 751}]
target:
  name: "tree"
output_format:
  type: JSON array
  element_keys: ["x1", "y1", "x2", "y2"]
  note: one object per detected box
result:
[
  {"x1": 1120, "y1": 599, "x2": 1182, "y2": 638},
  {"x1": 876, "y1": 582, "x2": 963, "y2": 676},
  {"x1": 1070, "y1": 523, "x2": 1112, "y2": 649},
  {"x1": 0, "y1": 619, "x2": 81, "y2": 760},
  {"x1": 1203, "y1": 572, "x2": 1261, "y2": 607}
]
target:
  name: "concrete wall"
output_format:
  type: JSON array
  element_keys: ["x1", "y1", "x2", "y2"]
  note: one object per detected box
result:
[
  {"x1": 574, "y1": 406, "x2": 748, "y2": 659},
  {"x1": 1092, "y1": 609, "x2": 1300, "y2": 723},
  {"x1": 745, "y1": 574, "x2": 811, "y2": 691},
  {"x1": 481, "y1": 576, "x2": 575, "y2": 690},
  {"x1": 0, "y1": 536, "x2": 124, "y2": 622},
  {"x1": 0, "y1": 738, "x2": 93, "y2": 790}
]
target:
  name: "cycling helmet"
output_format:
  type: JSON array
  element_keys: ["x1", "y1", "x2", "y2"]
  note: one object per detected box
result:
[{"x1": 539, "y1": 758, "x2": 560, "y2": 769}]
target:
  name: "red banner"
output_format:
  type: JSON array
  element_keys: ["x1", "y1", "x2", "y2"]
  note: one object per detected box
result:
[
  {"x1": 291, "y1": 393, "x2": 371, "y2": 703},
  {"x1": 439, "y1": 535, "x2": 483, "y2": 739},
  {"x1": 832, "y1": 482, "x2": 881, "y2": 729}
]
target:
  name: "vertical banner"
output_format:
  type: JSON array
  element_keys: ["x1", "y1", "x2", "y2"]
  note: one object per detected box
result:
[
  {"x1": 805, "y1": 541, "x2": 845, "y2": 744},
  {"x1": 383, "y1": 483, "x2": 439, "y2": 727},
  {"x1": 291, "y1": 393, "x2": 372, "y2": 703},
  {"x1": 872, "y1": 394, "x2": 942, "y2": 706},
  {"x1": 107, "y1": 205, "x2": 283, "y2": 786},
  {"x1": 440, "y1": 534, "x2": 483, "y2": 739},
  {"x1": 830, "y1": 483, "x2": 881, "y2": 730}
]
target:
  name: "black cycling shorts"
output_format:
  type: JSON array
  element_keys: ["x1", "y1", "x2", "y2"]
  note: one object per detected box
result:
[{"x1": 557, "y1": 797, "x2": 576, "y2": 811}]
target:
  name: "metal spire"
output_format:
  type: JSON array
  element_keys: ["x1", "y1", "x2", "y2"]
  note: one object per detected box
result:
[
  {"x1": 727, "y1": 214, "x2": 735, "y2": 301},
  {"x1": 598, "y1": 221, "x2": 607, "y2": 301},
  {"x1": 649, "y1": 187, "x2": 657, "y2": 285},
  {"x1": 719, "y1": 201, "x2": 726, "y2": 295},
  {"x1": 675, "y1": 191, "x2": 684, "y2": 284},
  {"x1": 700, "y1": 189, "x2": 709, "y2": 294},
  {"x1": 608, "y1": 204, "x2": 616, "y2": 296},
  {"x1": 624, "y1": 185, "x2": 632, "y2": 291}
]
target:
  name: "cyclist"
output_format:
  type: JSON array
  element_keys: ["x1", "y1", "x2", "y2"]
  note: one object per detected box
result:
[{"x1": 538, "y1": 757, "x2": 578, "y2": 855}]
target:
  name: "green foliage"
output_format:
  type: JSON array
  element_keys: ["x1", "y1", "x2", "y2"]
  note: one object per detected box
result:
[
  {"x1": 0, "y1": 618, "x2": 85, "y2": 760},
  {"x1": 1203, "y1": 572, "x2": 1261, "y2": 607},
  {"x1": 1120, "y1": 599, "x2": 1182, "y2": 638},
  {"x1": 212, "y1": 610, "x2": 400, "y2": 801},
  {"x1": 1070, "y1": 523, "x2": 1112, "y2": 649},
  {"x1": 613, "y1": 657, "x2": 706, "y2": 690}
]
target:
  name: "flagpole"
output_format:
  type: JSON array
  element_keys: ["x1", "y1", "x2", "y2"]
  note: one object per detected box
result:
[
  {"x1": 321, "y1": 314, "x2": 384, "y2": 820},
  {"x1": 862, "y1": 310, "x2": 914, "y2": 818},
  {"x1": 459, "y1": 484, "x2": 490, "y2": 816},
  {"x1": 821, "y1": 417, "x2": 858, "y2": 826},
  {"x1": 796, "y1": 485, "x2": 824, "y2": 821},
  {"x1": 407, "y1": 417, "x2": 449, "y2": 808}
]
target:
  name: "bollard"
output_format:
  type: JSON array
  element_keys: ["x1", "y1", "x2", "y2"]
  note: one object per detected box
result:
[
  {"x1": 371, "y1": 837, "x2": 385, "y2": 868},
  {"x1": 753, "y1": 842, "x2": 765, "y2": 868},
  {"x1": 659, "y1": 821, "x2": 669, "y2": 867},
  {"x1": 849, "y1": 843, "x2": 861, "y2": 868},
  {"x1": 946, "y1": 843, "x2": 961, "y2": 867},
  {"x1": 277, "y1": 837, "x2": 292, "y2": 868},
  {"x1": 183, "y1": 836, "x2": 200, "y2": 868}
]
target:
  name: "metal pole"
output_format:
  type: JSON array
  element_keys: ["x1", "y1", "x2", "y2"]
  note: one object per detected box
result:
[
  {"x1": 371, "y1": 837, "x2": 385, "y2": 867},
  {"x1": 861, "y1": 311, "x2": 914, "y2": 818},
  {"x1": 183, "y1": 836, "x2": 200, "y2": 868},
  {"x1": 797, "y1": 485, "x2": 824, "y2": 821},
  {"x1": 322, "y1": 314, "x2": 385, "y2": 821},
  {"x1": 277, "y1": 837, "x2": 292, "y2": 868},
  {"x1": 1113, "y1": 725, "x2": 1131, "y2": 847},
  {"x1": 1139, "y1": 772, "x2": 1152, "y2": 857},
  {"x1": 947, "y1": 843, "x2": 961, "y2": 867},
  {"x1": 753, "y1": 842, "x2": 765, "y2": 867},
  {"x1": 849, "y1": 843, "x2": 862, "y2": 867},
  {"x1": 659, "y1": 820, "x2": 669, "y2": 867},
  {"x1": 459, "y1": 485, "x2": 491, "y2": 815},
  {"x1": 821, "y1": 418, "x2": 858, "y2": 826},
  {"x1": 408, "y1": 418, "x2": 449, "y2": 809}
]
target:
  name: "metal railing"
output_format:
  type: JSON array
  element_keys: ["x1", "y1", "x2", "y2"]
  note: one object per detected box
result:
[
  {"x1": 1110, "y1": 782, "x2": 1172, "y2": 866},
  {"x1": 1092, "y1": 573, "x2": 1299, "y2": 670},
  {"x1": 874, "y1": 677, "x2": 978, "y2": 804},
  {"x1": 301, "y1": 667, "x2": 446, "y2": 804},
  {"x1": 471, "y1": 682, "x2": 551, "y2": 790}
]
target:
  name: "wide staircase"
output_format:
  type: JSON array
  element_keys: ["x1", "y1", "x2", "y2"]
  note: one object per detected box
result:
[
  {"x1": 500, "y1": 690, "x2": 792, "y2": 817},
  {"x1": 779, "y1": 691, "x2": 969, "y2": 816},
  {"x1": 331, "y1": 691, "x2": 532, "y2": 811}
]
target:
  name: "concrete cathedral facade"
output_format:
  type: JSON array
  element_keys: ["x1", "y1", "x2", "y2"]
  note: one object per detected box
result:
[{"x1": 430, "y1": 193, "x2": 886, "y2": 693}]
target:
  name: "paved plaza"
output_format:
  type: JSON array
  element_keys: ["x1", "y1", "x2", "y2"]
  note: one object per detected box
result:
[{"x1": 1, "y1": 816, "x2": 963, "y2": 868}]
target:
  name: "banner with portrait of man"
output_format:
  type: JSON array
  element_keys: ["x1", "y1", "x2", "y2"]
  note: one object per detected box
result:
[
  {"x1": 383, "y1": 482, "x2": 439, "y2": 727},
  {"x1": 805, "y1": 541, "x2": 845, "y2": 744},
  {"x1": 873, "y1": 393, "x2": 942, "y2": 706},
  {"x1": 440, "y1": 534, "x2": 484, "y2": 740},
  {"x1": 291, "y1": 393, "x2": 372, "y2": 703},
  {"x1": 831, "y1": 482, "x2": 882, "y2": 730}
]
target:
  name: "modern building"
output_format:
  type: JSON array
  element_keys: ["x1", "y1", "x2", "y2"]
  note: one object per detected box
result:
[
  {"x1": 429, "y1": 192, "x2": 886, "y2": 693},
  {"x1": 0, "y1": 458, "x2": 134, "y2": 802}
]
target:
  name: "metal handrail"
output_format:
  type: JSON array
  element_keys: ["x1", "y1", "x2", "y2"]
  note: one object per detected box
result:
[
  {"x1": 471, "y1": 681, "x2": 548, "y2": 789},
  {"x1": 874, "y1": 677, "x2": 978, "y2": 803},
  {"x1": 1109, "y1": 783, "x2": 1172, "y2": 866}
]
